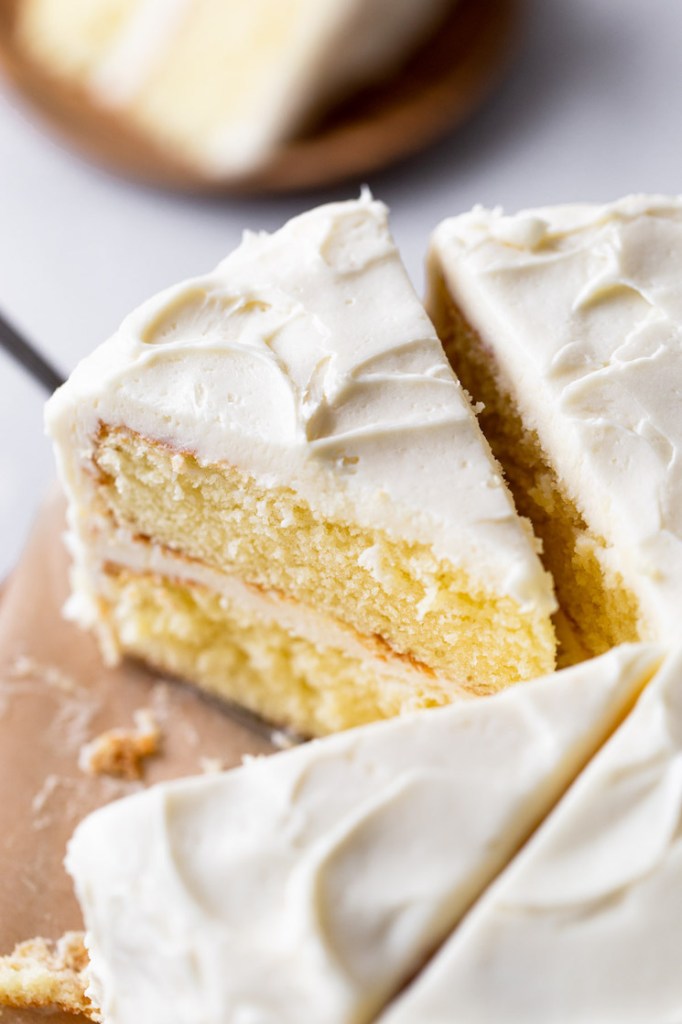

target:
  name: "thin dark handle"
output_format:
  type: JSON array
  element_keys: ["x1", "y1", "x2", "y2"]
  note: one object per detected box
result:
[{"x1": 0, "y1": 310, "x2": 65, "y2": 394}]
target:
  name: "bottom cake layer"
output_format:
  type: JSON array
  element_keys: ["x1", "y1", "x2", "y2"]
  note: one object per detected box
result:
[{"x1": 95, "y1": 553, "x2": 476, "y2": 737}]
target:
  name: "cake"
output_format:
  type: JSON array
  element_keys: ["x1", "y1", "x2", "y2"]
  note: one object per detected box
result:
[
  {"x1": 45, "y1": 195, "x2": 557, "y2": 737},
  {"x1": 428, "y1": 195, "x2": 682, "y2": 660},
  {"x1": 61, "y1": 645, "x2": 658, "y2": 1024},
  {"x1": 16, "y1": 0, "x2": 455, "y2": 177},
  {"x1": 383, "y1": 644, "x2": 682, "y2": 1023},
  {"x1": 0, "y1": 934, "x2": 98, "y2": 1020}
]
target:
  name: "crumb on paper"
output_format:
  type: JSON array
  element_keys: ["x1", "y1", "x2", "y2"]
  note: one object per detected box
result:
[
  {"x1": 79, "y1": 708, "x2": 162, "y2": 781},
  {"x1": 0, "y1": 931, "x2": 100, "y2": 1020}
]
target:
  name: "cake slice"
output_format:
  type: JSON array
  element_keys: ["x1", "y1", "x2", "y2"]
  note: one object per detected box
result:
[
  {"x1": 429, "y1": 195, "x2": 682, "y2": 659},
  {"x1": 46, "y1": 196, "x2": 556, "y2": 736},
  {"x1": 16, "y1": 0, "x2": 454, "y2": 176},
  {"x1": 383, "y1": 644, "x2": 682, "y2": 1024},
  {"x1": 61, "y1": 645, "x2": 659, "y2": 1024}
]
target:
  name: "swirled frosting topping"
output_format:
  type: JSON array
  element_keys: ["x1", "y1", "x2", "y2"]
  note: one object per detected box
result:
[
  {"x1": 46, "y1": 195, "x2": 554, "y2": 610},
  {"x1": 432, "y1": 195, "x2": 682, "y2": 636},
  {"x1": 65, "y1": 644, "x2": 658, "y2": 1024},
  {"x1": 384, "y1": 645, "x2": 682, "y2": 1024}
]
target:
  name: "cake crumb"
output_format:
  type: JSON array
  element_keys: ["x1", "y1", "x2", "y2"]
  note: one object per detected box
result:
[
  {"x1": 0, "y1": 932, "x2": 100, "y2": 1020},
  {"x1": 79, "y1": 708, "x2": 161, "y2": 781}
]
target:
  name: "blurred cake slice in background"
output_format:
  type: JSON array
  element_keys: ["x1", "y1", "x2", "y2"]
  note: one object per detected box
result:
[
  {"x1": 63, "y1": 644, "x2": 658, "y2": 1024},
  {"x1": 429, "y1": 195, "x2": 682, "y2": 660},
  {"x1": 16, "y1": 0, "x2": 456, "y2": 176},
  {"x1": 45, "y1": 194, "x2": 556, "y2": 737}
]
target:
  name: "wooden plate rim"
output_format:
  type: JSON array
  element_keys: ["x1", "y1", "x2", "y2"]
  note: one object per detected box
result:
[{"x1": 0, "y1": 0, "x2": 522, "y2": 194}]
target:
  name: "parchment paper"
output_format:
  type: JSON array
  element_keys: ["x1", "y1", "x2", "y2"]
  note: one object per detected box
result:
[{"x1": 0, "y1": 489, "x2": 275, "y2": 1021}]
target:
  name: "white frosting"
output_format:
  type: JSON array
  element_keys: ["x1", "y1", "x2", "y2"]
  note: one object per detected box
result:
[
  {"x1": 46, "y1": 196, "x2": 555, "y2": 619},
  {"x1": 431, "y1": 194, "x2": 682, "y2": 641},
  {"x1": 65, "y1": 644, "x2": 659, "y2": 1024},
  {"x1": 384, "y1": 645, "x2": 682, "y2": 1024}
]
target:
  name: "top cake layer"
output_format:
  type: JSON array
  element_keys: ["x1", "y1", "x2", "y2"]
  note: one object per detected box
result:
[
  {"x1": 431, "y1": 194, "x2": 682, "y2": 639},
  {"x1": 46, "y1": 194, "x2": 554, "y2": 616}
]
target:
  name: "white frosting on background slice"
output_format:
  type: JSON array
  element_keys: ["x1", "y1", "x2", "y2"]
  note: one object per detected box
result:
[
  {"x1": 66, "y1": 645, "x2": 659, "y2": 1024},
  {"x1": 383, "y1": 645, "x2": 682, "y2": 1024},
  {"x1": 431, "y1": 194, "x2": 682, "y2": 640},
  {"x1": 46, "y1": 195, "x2": 554, "y2": 616}
]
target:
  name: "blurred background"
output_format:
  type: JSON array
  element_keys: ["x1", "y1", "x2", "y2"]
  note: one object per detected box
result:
[{"x1": 1, "y1": 0, "x2": 681, "y2": 581}]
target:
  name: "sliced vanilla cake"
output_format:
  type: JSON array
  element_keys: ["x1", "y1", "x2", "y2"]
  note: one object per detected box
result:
[
  {"x1": 62, "y1": 645, "x2": 659, "y2": 1024},
  {"x1": 46, "y1": 196, "x2": 556, "y2": 737},
  {"x1": 383, "y1": 644, "x2": 682, "y2": 1024},
  {"x1": 429, "y1": 195, "x2": 682, "y2": 658},
  {"x1": 16, "y1": 0, "x2": 453, "y2": 176}
]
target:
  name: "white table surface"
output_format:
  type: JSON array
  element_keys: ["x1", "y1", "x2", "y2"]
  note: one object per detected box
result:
[{"x1": 1, "y1": 0, "x2": 681, "y2": 581}]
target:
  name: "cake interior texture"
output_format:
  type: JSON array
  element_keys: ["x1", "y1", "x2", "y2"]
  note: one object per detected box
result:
[
  {"x1": 87, "y1": 425, "x2": 556, "y2": 734},
  {"x1": 428, "y1": 271, "x2": 644, "y2": 663}
]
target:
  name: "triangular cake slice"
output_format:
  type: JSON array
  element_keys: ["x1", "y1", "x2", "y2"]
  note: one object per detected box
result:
[
  {"x1": 62, "y1": 645, "x2": 659, "y2": 1024},
  {"x1": 17, "y1": 0, "x2": 453, "y2": 176},
  {"x1": 46, "y1": 195, "x2": 556, "y2": 736},
  {"x1": 428, "y1": 195, "x2": 682, "y2": 659},
  {"x1": 383, "y1": 645, "x2": 682, "y2": 1024}
]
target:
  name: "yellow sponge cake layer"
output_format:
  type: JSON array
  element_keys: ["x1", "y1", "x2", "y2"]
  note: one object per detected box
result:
[
  {"x1": 93, "y1": 426, "x2": 555, "y2": 703},
  {"x1": 102, "y1": 567, "x2": 459, "y2": 736}
]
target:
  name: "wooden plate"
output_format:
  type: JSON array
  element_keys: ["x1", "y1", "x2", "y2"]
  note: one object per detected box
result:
[{"x1": 0, "y1": 0, "x2": 521, "y2": 194}]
